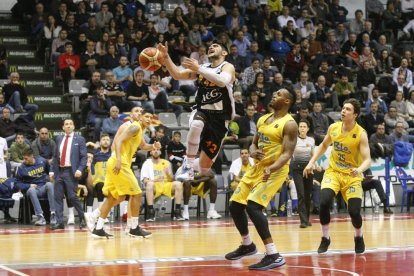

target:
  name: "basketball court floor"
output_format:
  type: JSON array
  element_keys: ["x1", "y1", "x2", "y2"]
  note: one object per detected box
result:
[{"x1": 0, "y1": 210, "x2": 413, "y2": 275}]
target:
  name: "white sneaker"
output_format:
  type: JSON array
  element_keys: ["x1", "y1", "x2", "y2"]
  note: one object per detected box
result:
[
  {"x1": 175, "y1": 159, "x2": 194, "y2": 181},
  {"x1": 104, "y1": 218, "x2": 109, "y2": 224},
  {"x1": 207, "y1": 210, "x2": 222, "y2": 219},
  {"x1": 83, "y1": 212, "x2": 97, "y2": 233},
  {"x1": 182, "y1": 209, "x2": 189, "y2": 220},
  {"x1": 67, "y1": 214, "x2": 75, "y2": 225}
]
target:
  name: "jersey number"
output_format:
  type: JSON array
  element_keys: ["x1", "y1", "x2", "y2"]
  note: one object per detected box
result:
[
  {"x1": 338, "y1": 153, "x2": 345, "y2": 162},
  {"x1": 206, "y1": 140, "x2": 218, "y2": 154}
]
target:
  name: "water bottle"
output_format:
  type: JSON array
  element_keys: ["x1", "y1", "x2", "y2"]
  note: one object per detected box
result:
[
  {"x1": 159, "y1": 199, "x2": 167, "y2": 218},
  {"x1": 189, "y1": 196, "x2": 197, "y2": 217},
  {"x1": 374, "y1": 202, "x2": 380, "y2": 214},
  {"x1": 333, "y1": 199, "x2": 338, "y2": 214},
  {"x1": 154, "y1": 202, "x2": 160, "y2": 218},
  {"x1": 110, "y1": 209, "x2": 115, "y2": 223},
  {"x1": 287, "y1": 199, "x2": 292, "y2": 217}
]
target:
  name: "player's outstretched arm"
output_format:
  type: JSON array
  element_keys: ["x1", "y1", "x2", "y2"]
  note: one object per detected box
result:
[
  {"x1": 350, "y1": 131, "x2": 371, "y2": 177},
  {"x1": 157, "y1": 42, "x2": 197, "y2": 80},
  {"x1": 304, "y1": 124, "x2": 333, "y2": 178}
]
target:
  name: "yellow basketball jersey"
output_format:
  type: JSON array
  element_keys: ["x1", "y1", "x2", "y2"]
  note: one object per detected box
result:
[
  {"x1": 239, "y1": 163, "x2": 252, "y2": 178},
  {"x1": 152, "y1": 159, "x2": 172, "y2": 182},
  {"x1": 111, "y1": 121, "x2": 143, "y2": 165},
  {"x1": 256, "y1": 113, "x2": 295, "y2": 167},
  {"x1": 328, "y1": 121, "x2": 365, "y2": 174},
  {"x1": 93, "y1": 161, "x2": 107, "y2": 185}
]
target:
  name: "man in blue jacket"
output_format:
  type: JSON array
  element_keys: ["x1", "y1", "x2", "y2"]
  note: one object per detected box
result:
[
  {"x1": 15, "y1": 148, "x2": 56, "y2": 226},
  {"x1": 0, "y1": 177, "x2": 17, "y2": 223}
]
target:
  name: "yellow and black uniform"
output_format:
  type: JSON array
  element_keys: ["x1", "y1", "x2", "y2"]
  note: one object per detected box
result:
[
  {"x1": 103, "y1": 121, "x2": 142, "y2": 198},
  {"x1": 152, "y1": 160, "x2": 174, "y2": 199},
  {"x1": 230, "y1": 162, "x2": 253, "y2": 191},
  {"x1": 231, "y1": 113, "x2": 294, "y2": 206},
  {"x1": 321, "y1": 121, "x2": 365, "y2": 202}
]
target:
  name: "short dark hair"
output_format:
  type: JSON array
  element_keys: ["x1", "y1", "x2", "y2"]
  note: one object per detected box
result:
[
  {"x1": 299, "y1": 119, "x2": 310, "y2": 128},
  {"x1": 100, "y1": 133, "x2": 110, "y2": 139},
  {"x1": 212, "y1": 39, "x2": 228, "y2": 54},
  {"x1": 23, "y1": 148, "x2": 34, "y2": 156},
  {"x1": 173, "y1": 131, "x2": 181, "y2": 136},
  {"x1": 343, "y1": 98, "x2": 361, "y2": 116}
]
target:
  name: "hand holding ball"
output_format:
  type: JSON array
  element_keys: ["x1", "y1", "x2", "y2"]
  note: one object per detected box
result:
[{"x1": 139, "y1": 47, "x2": 164, "y2": 71}]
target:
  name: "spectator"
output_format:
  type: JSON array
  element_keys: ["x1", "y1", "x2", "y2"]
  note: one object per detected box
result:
[
  {"x1": 296, "y1": 9, "x2": 314, "y2": 30},
  {"x1": 31, "y1": 127, "x2": 56, "y2": 165},
  {"x1": 58, "y1": 42, "x2": 81, "y2": 94},
  {"x1": 140, "y1": 148, "x2": 184, "y2": 222},
  {"x1": 0, "y1": 177, "x2": 15, "y2": 223},
  {"x1": 187, "y1": 23, "x2": 202, "y2": 51},
  {"x1": 349, "y1": 9, "x2": 365, "y2": 35},
  {"x1": 341, "y1": 32, "x2": 359, "y2": 68},
  {"x1": 293, "y1": 71, "x2": 316, "y2": 101},
  {"x1": 228, "y1": 148, "x2": 254, "y2": 191},
  {"x1": 74, "y1": 1, "x2": 90, "y2": 28},
  {"x1": 172, "y1": 32, "x2": 192, "y2": 58},
  {"x1": 358, "y1": 46, "x2": 377, "y2": 69},
  {"x1": 393, "y1": 58, "x2": 413, "y2": 89},
  {"x1": 167, "y1": 131, "x2": 186, "y2": 174},
  {"x1": 87, "y1": 85, "x2": 112, "y2": 142},
  {"x1": 334, "y1": 75, "x2": 355, "y2": 106},
  {"x1": 190, "y1": 45, "x2": 209, "y2": 65},
  {"x1": 330, "y1": 0, "x2": 348, "y2": 24},
  {"x1": 282, "y1": 20, "x2": 298, "y2": 48},
  {"x1": 62, "y1": 13, "x2": 79, "y2": 42},
  {"x1": 293, "y1": 105, "x2": 314, "y2": 135},
  {"x1": 311, "y1": 102, "x2": 330, "y2": 145},
  {"x1": 95, "y1": 32, "x2": 110, "y2": 56},
  {"x1": 391, "y1": 74, "x2": 410, "y2": 103},
  {"x1": 200, "y1": 23, "x2": 215, "y2": 44},
  {"x1": 112, "y1": 56, "x2": 133, "y2": 89},
  {"x1": 115, "y1": 33, "x2": 130, "y2": 58},
  {"x1": 233, "y1": 30, "x2": 251, "y2": 58},
  {"x1": 376, "y1": 49, "x2": 393, "y2": 76},
  {"x1": 0, "y1": 108, "x2": 17, "y2": 145},
  {"x1": 78, "y1": 41, "x2": 101, "y2": 80},
  {"x1": 362, "y1": 169, "x2": 393, "y2": 214},
  {"x1": 390, "y1": 91, "x2": 412, "y2": 123},
  {"x1": 356, "y1": 60, "x2": 376, "y2": 101},
  {"x1": 312, "y1": 60, "x2": 335, "y2": 88},
  {"x1": 101, "y1": 106, "x2": 122, "y2": 139},
  {"x1": 249, "y1": 72, "x2": 272, "y2": 107},
  {"x1": 366, "y1": 0, "x2": 385, "y2": 29},
  {"x1": 390, "y1": 121, "x2": 410, "y2": 143},
  {"x1": 241, "y1": 58, "x2": 262, "y2": 96},
  {"x1": 285, "y1": 44, "x2": 305, "y2": 83},
  {"x1": 270, "y1": 31, "x2": 290, "y2": 71},
  {"x1": 322, "y1": 31, "x2": 341, "y2": 66},
  {"x1": 126, "y1": 70, "x2": 154, "y2": 113},
  {"x1": 236, "y1": 104, "x2": 261, "y2": 149},
  {"x1": 51, "y1": 119, "x2": 87, "y2": 230},
  {"x1": 148, "y1": 74, "x2": 183, "y2": 118},
  {"x1": 315, "y1": 75, "x2": 339, "y2": 110},
  {"x1": 171, "y1": 7, "x2": 189, "y2": 33},
  {"x1": 95, "y1": 2, "x2": 113, "y2": 30},
  {"x1": 334, "y1": 23, "x2": 349, "y2": 47},
  {"x1": 406, "y1": 90, "x2": 414, "y2": 121},
  {"x1": 149, "y1": 125, "x2": 170, "y2": 159},
  {"x1": 83, "y1": 16, "x2": 102, "y2": 42},
  {"x1": 113, "y1": 2, "x2": 127, "y2": 30},
  {"x1": 385, "y1": 106, "x2": 410, "y2": 134},
  {"x1": 247, "y1": 90, "x2": 265, "y2": 114},
  {"x1": 9, "y1": 133, "x2": 30, "y2": 172},
  {"x1": 50, "y1": 28, "x2": 70, "y2": 65},
  {"x1": 233, "y1": 91, "x2": 245, "y2": 117},
  {"x1": 74, "y1": 32, "x2": 88, "y2": 55},
  {"x1": 43, "y1": 15, "x2": 61, "y2": 42},
  {"x1": 3, "y1": 72, "x2": 38, "y2": 115},
  {"x1": 101, "y1": 44, "x2": 120, "y2": 71},
  {"x1": 0, "y1": 94, "x2": 15, "y2": 114},
  {"x1": 226, "y1": 44, "x2": 246, "y2": 80},
  {"x1": 54, "y1": 2, "x2": 69, "y2": 26},
  {"x1": 154, "y1": 9, "x2": 169, "y2": 34},
  {"x1": 0, "y1": 136, "x2": 8, "y2": 178},
  {"x1": 225, "y1": 7, "x2": 245, "y2": 34},
  {"x1": 277, "y1": 6, "x2": 297, "y2": 29},
  {"x1": 15, "y1": 148, "x2": 56, "y2": 226},
  {"x1": 362, "y1": 102, "x2": 385, "y2": 138},
  {"x1": 369, "y1": 123, "x2": 393, "y2": 159}
]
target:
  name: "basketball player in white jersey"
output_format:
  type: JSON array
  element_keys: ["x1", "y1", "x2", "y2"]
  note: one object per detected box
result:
[{"x1": 157, "y1": 41, "x2": 236, "y2": 181}]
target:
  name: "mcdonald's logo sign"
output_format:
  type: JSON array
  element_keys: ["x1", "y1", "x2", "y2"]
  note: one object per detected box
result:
[
  {"x1": 27, "y1": 96, "x2": 34, "y2": 104},
  {"x1": 35, "y1": 112, "x2": 43, "y2": 121},
  {"x1": 9, "y1": 65, "x2": 17, "y2": 73},
  {"x1": 19, "y1": 80, "x2": 26, "y2": 87},
  {"x1": 48, "y1": 132, "x2": 53, "y2": 139}
]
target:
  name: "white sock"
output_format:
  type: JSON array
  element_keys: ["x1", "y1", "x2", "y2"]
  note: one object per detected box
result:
[
  {"x1": 322, "y1": 224, "x2": 330, "y2": 239},
  {"x1": 184, "y1": 205, "x2": 189, "y2": 212},
  {"x1": 93, "y1": 208, "x2": 101, "y2": 219},
  {"x1": 87, "y1": 206, "x2": 93, "y2": 213},
  {"x1": 98, "y1": 201, "x2": 104, "y2": 208},
  {"x1": 96, "y1": 217, "x2": 105, "y2": 230},
  {"x1": 120, "y1": 201, "x2": 128, "y2": 214},
  {"x1": 130, "y1": 217, "x2": 139, "y2": 229},
  {"x1": 265, "y1": 243, "x2": 278, "y2": 255},
  {"x1": 242, "y1": 234, "x2": 252, "y2": 246},
  {"x1": 187, "y1": 157, "x2": 195, "y2": 167},
  {"x1": 355, "y1": 227, "x2": 363, "y2": 237},
  {"x1": 68, "y1": 207, "x2": 74, "y2": 217},
  {"x1": 209, "y1": 203, "x2": 215, "y2": 211}
]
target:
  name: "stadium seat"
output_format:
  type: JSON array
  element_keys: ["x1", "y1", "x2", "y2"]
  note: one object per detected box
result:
[
  {"x1": 179, "y1": 112, "x2": 192, "y2": 128},
  {"x1": 395, "y1": 166, "x2": 414, "y2": 213},
  {"x1": 68, "y1": 79, "x2": 86, "y2": 113},
  {"x1": 158, "y1": 112, "x2": 180, "y2": 129}
]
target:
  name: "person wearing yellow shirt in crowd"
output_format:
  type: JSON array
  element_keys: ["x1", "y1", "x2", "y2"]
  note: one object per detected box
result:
[{"x1": 228, "y1": 148, "x2": 254, "y2": 191}]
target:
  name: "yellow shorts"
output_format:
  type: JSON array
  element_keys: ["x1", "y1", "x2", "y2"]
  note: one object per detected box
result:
[
  {"x1": 102, "y1": 157, "x2": 142, "y2": 199},
  {"x1": 191, "y1": 182, "x2": 209, "y2": 198},
  {"x1": 231, "y1": 163, "x2": 289, "y2": 207},
  {"x1": 154, "y1": 181, "x2": 173, "y2": 199},
  {"x1": 321, "y1": 168, "x2": 363, "y2": 203}
]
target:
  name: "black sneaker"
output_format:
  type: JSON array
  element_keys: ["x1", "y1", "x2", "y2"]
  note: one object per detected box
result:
[
  {"x1": 300, "y1": 223, "x2": 307, "y2": 228},
  {"x1": 225, "y1": 243, "x2": 257, "y2": 260},
  {"x1": 270, "y1": 208, "x2": 277, "y2": 217},
  {"x1": 307, "y1": 221, "x2": 312, "y2": 227},
  {"x1": 146, "y1": 209, "x2": 156, "y2": 222},
  {"x1": 174, "y1": 209, "x2": 185, "y2": 221},
  {"x1": 317, "y1": 237, "x2": 331, "y2": 254},
  {"x1": 129, "y1": 226, "x2": 152, "y2": 238},
  {"x1": 355, "y1": 236, "x2": 365, "y2": 254},
  {"x1": 91, "y1": 228, "x2": 114, "y2": 239},
  {"x1": 248, "y1": 253, "x2": 286, "y2": 271}
]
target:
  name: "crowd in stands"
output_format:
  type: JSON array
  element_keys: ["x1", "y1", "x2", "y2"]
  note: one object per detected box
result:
[{"x1": 2, "y1": 0, "x2": 414, "y2": 223}]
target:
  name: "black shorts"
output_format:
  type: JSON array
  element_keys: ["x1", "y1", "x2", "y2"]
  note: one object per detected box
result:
[{"x1": 193, "y1": 110, "x2": 228, "y2": 160}]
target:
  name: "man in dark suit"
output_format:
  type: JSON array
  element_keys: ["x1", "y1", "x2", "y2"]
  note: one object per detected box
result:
[
  {"x1": 362, "y1": 102, "x2": 385, "y2": 138},
  {"x1": 50, "y1": 119, "x2": 87, "y2": 230}
]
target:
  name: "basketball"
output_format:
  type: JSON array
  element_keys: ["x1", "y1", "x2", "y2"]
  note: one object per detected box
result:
[{"x1": 138, "y1": 47, "x2": 164, "y2": 71}]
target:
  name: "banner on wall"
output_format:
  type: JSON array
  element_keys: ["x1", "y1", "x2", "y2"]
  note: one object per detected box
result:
[{"x1": 316, "y1": 146, "x2": 399, "y2": 206}]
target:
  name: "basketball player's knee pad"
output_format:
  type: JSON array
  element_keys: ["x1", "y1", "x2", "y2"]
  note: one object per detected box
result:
[
  {"x1": 229, "y1": 200, "x2": 246, "y2": 217},
  {"x1": 187, "y1": 119, "x2": 204, "y2": 156},
  {"x1": 348, "y1": 198, "x2": 362, "y2": 228},
  {"x1": 319, "y1": 189, "x2": 335, "y2": 225},
  {"x1": 246, "y1": 200, "x2": 271, "y2": 241}
]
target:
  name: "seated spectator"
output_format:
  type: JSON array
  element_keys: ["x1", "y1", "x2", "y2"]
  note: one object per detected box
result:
[
  {"x1": 362, "y1": 169, "x2": 393, "y2": 214},
  {"x1": 233, "y1": 91, "x2": 245, "y2": 117},
  {"x1": 312, "y1": 60, "x2": 335, "y2": 88},
  {"x1": 81, "y1": 71, "x2": 103, "y2": 125},
  {"x1": 172, "y1": 32, "x2": 192, "y2": 58},
  {"x1": 315, "y1": 75, "x2": 339, "y2": 110},
  {"x1": 149, "y1": 126, "x2": 170, "y2": 159},
  {"x1": 83, "y1": 16, "x2": 102, "y2": 42},
  {"x1": 369, "y1": 123, "x2": 393, "y2": 159},
  {"x1": 50, "y1": 29, "x2": 70, "y2": 65},
  {"x1": 188, "y1": 23, "x2": 202, "y2": 51},
  {"x1": 31, "y1": 127, "x2": 56, "y2": 165},
  {"x1": 285, "y1": 44, "x2": 305, "y2": 83},
  {"x1": 358, "y1": 46, "x2": 377, "y2": 69},
  {"x1": 225, "y1": 7, "x2": 245, "y2": 35},
  {"x1": 334, "y1": 75, "x2": 355, "y2": 106},
  {"x1": 141, "y1": 148, "x2": 184, "y2": 222},
  {"x1": 293, "y1": 71, "x2": 316, "y2": 102},
  {"x1": 115, "y1": 33, "x2": 130, "y2": 58},
  {"x1": 393, "y1": 58, "x2": 413, "y2": 89},
  {"x1": 291, "y1": 89, "x2": 313, "y2": 115},
  {"x1": 58, "y1": 42, "x2": 81, "y2": 94},
  {"x1": 167, "y1": 131, "x2": 186, "y2": 174},
  {"x1": 63, "y1": 13, "x2": 79, "y2": 42},
  {"x1": 390, "y1": 121, "x2": 412, "y2": 143},
  {"x1": 249, "y1": 72, "x2": 272, "y2": 107},
  {"x1": 241, "y1": 58, "x2": 262, "y2": 96},
  {"x1": 311, "y1": 102, "x2": 330, "y2": 145},
  {"x1": 362, "y1": 101, "x2": 385, "y2": 138},
  {"x1": 101, "y1": 44, "x2": 120, "y2": 71},
  {"x1": 237, "y1": 104, "x2": 262, "y2": 149},
  {"x1": 365, "y1": 88, "x2": 388, "y2": 116},
  {"x1": 282, "y1": 20, "x2": 298, "y2": 48},
  {"x1": 330, "y1": 0, "x2": 348, "y2": 24},
  {"x1": 322, "y1": 31, "x2": 341, "y2": 66},
  {"x1": 270, "y1": 72, "x2": 293, "y2": 92},
  {"x1": 226, "y1": 44, "x2": 246, "y2": 80},
  {"x1": 228, "y1": 148, "x2": 254, "y2": 191},
  {"x1": 112, "y1": 56, "x2": 133, "y2": 91},
  {"x1": 103, "y1": 71, "x2": 128, "y2": 112},
  {"x1": 9, "y1": 133, "x2": 30, "y2": 171},
  {"x1": 148, "y1": 74, "x2": 183, "y2": 118},
  {"x1": 78, "y1": 41, "x2": 101, "y2": 80},
  {"x1": 190, "y1": 45, "x2": 209, "y2": 65},
  {"x1": 0, "y1": 94, "x2": 15, "y2": 114},
  {"x1": 95, "y1": 32, "x2": 110, "y2": 56},
  {"x1": 15, "y1": 148, "x2": 56, "y2": 226},
  {"x1": 95, "y1": 2, "x2": 113, "y2": 30},
  {"x1": 293, "y1": 105, "x2": 314, "y2": 135},
  {"x1": 406, "y1": 91, "x2": 414, "y2": 121},
  {"x1": 245, "y1": 41, "x2": 264, "y2": 68},
  {"x1": 341, "y1": 32, "x2": 359, "y2": 68},
  {"x1": 3, "y1": 72, "x2": 38, "y2": 115},
  {"x1": 87, "y1": 85, "x2": 112, "y2": 142},
  {"x1": 390, "y1": 91, "x2": 411, "y2": 122},
  {"x1": 0, "y1": 177, "x2": 16, "y2": 223},
  {"x1": 200, "y1": 23, "x2": 215, "y2": 45},
  {"x1": 386, "y1": 105, "x2": 410, "y2": 132},
  {"x1": 246, "y1": 90, "x2": 265, "y2": 114},
  {"x1": 270, "y1": 31, "x2": 290, "y2": 72},
  {"x1": 126, "y1": 70, "x2": 155, "y2": 113},
  {"x1": 356, "y1": 60, "x2": 376, "y2": 101},
  {"x1": 0, "y1": 108, "x2": 17, "y2": 145},
  {"x1": 101, "y1": 106, "x2": 122, "y2": 139},
  {"x1": 182, "y1": 169, "x2": 222, "y2": 220}
]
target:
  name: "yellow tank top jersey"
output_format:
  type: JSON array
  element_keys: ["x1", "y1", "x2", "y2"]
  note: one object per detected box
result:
[
  {"x1": 92, "y1": 161, "x2": 107, "y2": 185},
  {"x1": 239, "y1": 163, "x2": 252, "y2": 178},
  {"x1": 328, "y1": 121, "x2": 365, "y2": 174},
  {"x1": 152, "y1": 159, "x2": 172, "y2": 182},
  {"x1": 111, "y1": 121, "x2": 143, "y2": 165},
  {"x1": 256, "y1": 113, "x2": 295, "y2": 167}
]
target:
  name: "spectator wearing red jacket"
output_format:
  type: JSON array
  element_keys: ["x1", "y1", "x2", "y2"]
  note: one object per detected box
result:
[{"x1": 58, "y1": 41, "x2": 80, "y2": 93}]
